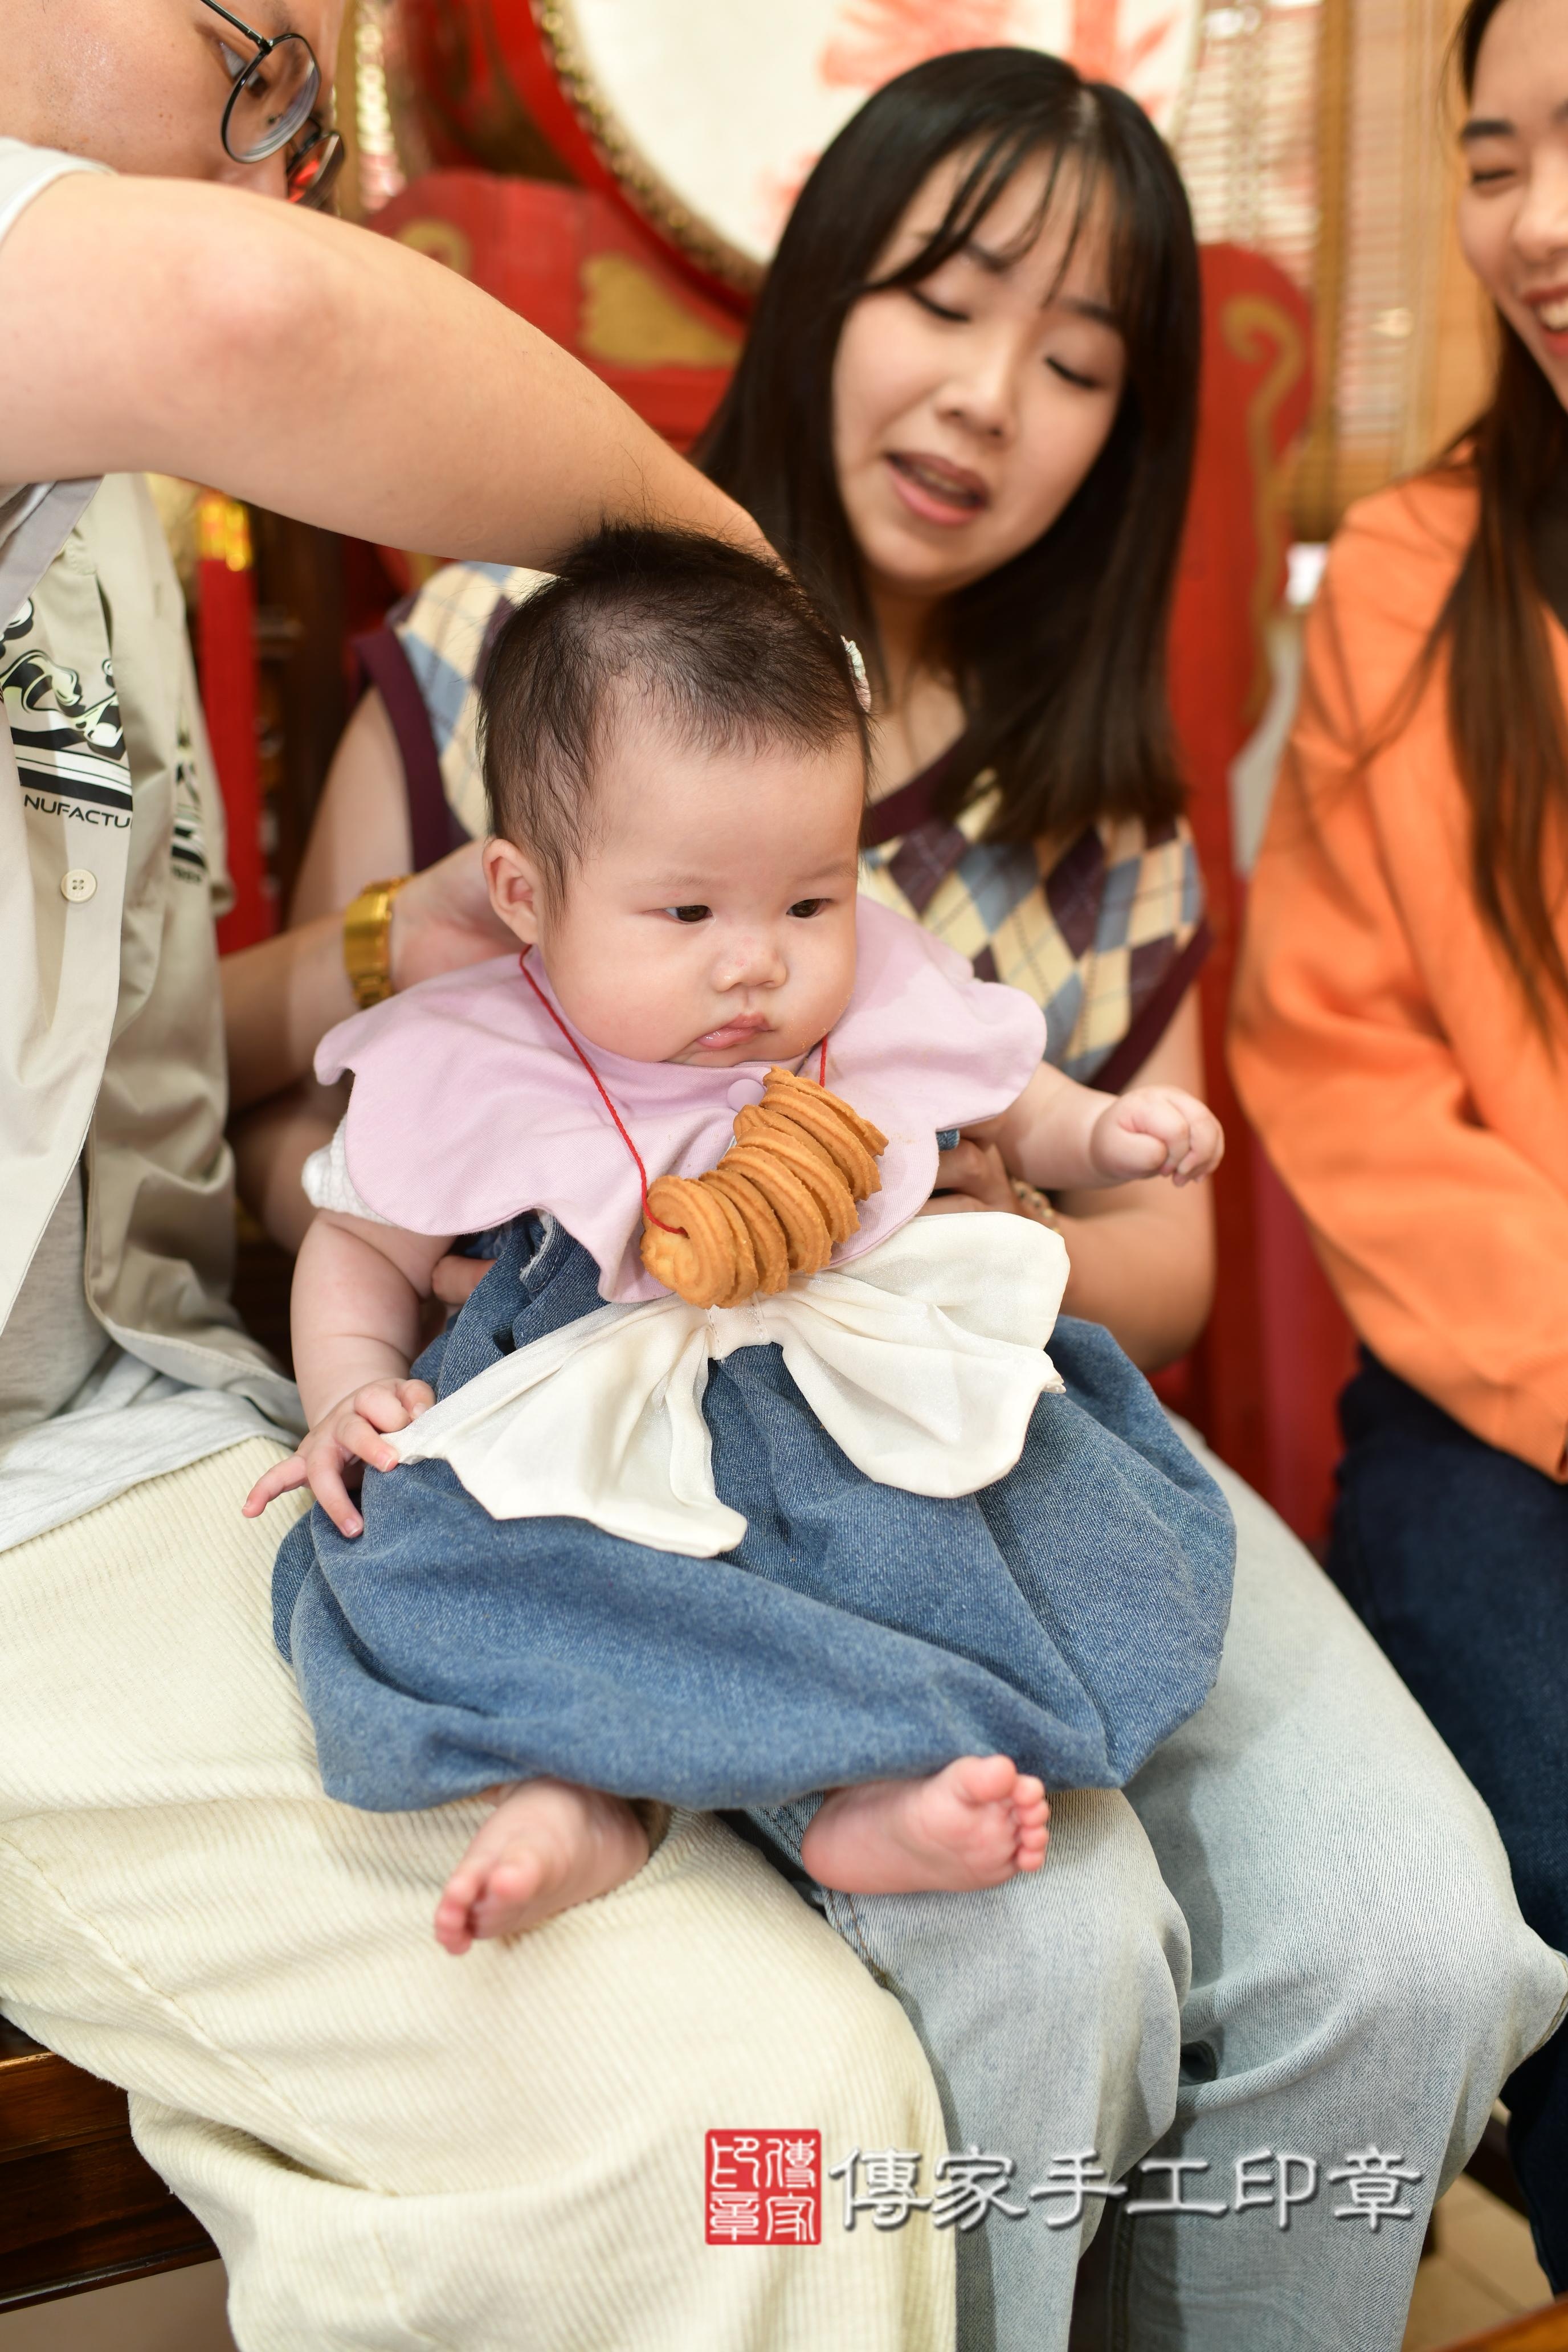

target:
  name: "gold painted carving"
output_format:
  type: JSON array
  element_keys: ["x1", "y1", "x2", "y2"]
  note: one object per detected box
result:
[
  {"x1": 395, "y1": 219, "x2": 474, "y2": 277},
  {"x1": 579, "y1": 254, "x2": 742, "y2": 369}
]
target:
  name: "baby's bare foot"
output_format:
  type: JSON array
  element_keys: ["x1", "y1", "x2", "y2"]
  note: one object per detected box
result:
[
  {"x1": 435, "y1": 1779, "x2": 650, "y2": 1955},
  {"x1": 801, "y1": 1757, "x2": 1049, "y2": 1895}
]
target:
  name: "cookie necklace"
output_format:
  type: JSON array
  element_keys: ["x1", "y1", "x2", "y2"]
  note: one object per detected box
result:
[{"x1": 518, "y1": 960, "x2": 887, "y2": 1310}]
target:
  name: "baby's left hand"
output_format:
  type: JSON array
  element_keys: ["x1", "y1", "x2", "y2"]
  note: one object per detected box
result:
[{"x1": 1088, "y1": 1087, "x2": 1224, "y2": 1187}]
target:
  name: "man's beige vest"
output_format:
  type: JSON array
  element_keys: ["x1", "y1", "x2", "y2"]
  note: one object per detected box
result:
[{"x1": 2, "y1": 472, "x2": 295, "y2": 1423}]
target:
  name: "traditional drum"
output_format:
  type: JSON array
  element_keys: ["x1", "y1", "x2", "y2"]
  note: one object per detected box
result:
[{"x1": 402, "y1": 0, "x2": 1203, "y2": 303}]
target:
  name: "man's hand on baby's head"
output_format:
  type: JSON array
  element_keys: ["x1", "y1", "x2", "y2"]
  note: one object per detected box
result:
[
  {"x1": 1089, "y1": 1087, "x2": 1224, "y2": 1188},
  {"x1": 242, "y1": 1379, "x2": 436, "y2": 1539}
]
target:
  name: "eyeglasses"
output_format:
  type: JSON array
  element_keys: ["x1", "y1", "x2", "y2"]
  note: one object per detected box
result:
[{"x1": 200, "y1": 1, "x2": 345, "y2": 210}]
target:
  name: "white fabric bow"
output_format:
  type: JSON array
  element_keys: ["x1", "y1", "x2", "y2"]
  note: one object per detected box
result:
[{"x1": 390, "y1": 1215, "x2": 1069, "y2": 1557}]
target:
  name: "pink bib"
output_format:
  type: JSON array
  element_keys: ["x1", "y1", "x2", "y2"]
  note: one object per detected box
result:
[{"x1": 317, "y1": 896, "x2": 1046, "y2": 1301}]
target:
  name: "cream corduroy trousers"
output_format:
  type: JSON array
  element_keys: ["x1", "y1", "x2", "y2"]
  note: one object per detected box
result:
[{"x1": 0, "y1": 1438, "x2": 953, "y2": 2351}]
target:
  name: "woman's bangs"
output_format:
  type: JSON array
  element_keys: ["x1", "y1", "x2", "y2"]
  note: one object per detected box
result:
[
  {"x1": 872, "y1": 127, "x2": 1077, "y2": 291},
  {"x1": 872, "y1": 121, "x2": 1140, "y2": 351},
  {"x1": 1055, "y1": 129, "x2": 1173, "y2": 373},
  {"x1": 1096, "y1": 162, "x2": 1157, "y2": 357}
]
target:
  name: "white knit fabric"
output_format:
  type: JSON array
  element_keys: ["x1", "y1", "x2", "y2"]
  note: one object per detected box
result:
[{"x1": 0, "y1": 1438, "x2": 953, "y2": 2351}]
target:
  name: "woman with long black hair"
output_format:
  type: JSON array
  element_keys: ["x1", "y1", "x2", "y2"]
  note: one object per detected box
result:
[
  {"x1": 267, "y1": 51, "x2": 1563, "y2": 2346},
  {"x1": 1236, "y1": 0, "x2": 1568, "y2": 2279}
]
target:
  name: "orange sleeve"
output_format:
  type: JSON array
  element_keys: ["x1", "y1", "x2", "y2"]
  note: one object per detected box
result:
[{"x1": 1230, "y1": 507, "x2": 1568, "y2": 1479}]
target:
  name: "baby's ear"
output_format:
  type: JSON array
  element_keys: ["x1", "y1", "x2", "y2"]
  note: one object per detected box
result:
[{"x1": 483, "y1": 836, "x2": 543, "y2": 945}]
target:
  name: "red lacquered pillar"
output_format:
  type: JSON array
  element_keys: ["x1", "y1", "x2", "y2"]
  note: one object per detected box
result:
[{"x1": 198, "y1": 491, "x2": 274, "y2": 954}]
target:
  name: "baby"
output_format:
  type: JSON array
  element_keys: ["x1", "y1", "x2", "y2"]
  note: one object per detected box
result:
[{"x1": 249, "y1": 526, "x2": 1229, "y2": 1954}]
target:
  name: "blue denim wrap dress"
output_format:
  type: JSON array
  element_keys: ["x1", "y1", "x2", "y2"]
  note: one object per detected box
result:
[{"x1": 273, "y1": 1212, "x2": 1235, "y2": 1814}]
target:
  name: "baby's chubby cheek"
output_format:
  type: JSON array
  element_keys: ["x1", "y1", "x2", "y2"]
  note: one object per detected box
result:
[
  {"x1": 547, "y1": 959, "x2": 697, "y2": 1063},
  {"x1": 537, "y1": 901, "x2": 860, "y2": 1067},
  {"x1": 787, "y1": 946, "x2": 859, "y2": 1052}
]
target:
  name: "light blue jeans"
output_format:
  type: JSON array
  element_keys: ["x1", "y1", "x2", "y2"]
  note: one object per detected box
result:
[{"x1": 760, "y1": 1427, "x2": 1568, "y2": 2352}]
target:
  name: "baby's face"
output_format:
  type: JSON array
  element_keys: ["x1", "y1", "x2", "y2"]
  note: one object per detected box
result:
[{"x1": 486, "y1": 708, "x2": 865, "y2": 1067}]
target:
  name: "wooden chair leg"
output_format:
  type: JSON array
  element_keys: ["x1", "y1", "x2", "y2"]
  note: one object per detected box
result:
[{"x1": 0, "y1": 2020, "x2": 217, "y2": 2313}]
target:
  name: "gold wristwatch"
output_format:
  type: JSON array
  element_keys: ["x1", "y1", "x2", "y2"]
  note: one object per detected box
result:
[{"x1": 342, "y1": 876, "x2": 412, "y2": 1010}]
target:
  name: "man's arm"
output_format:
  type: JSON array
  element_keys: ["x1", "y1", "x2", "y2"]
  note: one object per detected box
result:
[{"x1": 0, "y1": 173, "x2": 763, "y2": 563}]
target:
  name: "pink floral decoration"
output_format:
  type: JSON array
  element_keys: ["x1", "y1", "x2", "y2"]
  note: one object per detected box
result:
[{"x1": 819, "y1": 0, "x2": 1026, "y2": 89}]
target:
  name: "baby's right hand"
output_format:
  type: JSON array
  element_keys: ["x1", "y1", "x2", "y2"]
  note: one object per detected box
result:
[{"x1": 242, "y1": 1378, "x2": 435, "y2": 1540}]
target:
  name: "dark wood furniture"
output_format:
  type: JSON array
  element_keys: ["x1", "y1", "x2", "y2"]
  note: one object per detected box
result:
[
  {"x1": 0, "y1": 2021, "x2": 215, "y2": 2313},
  {"x1": 1439, "y1": 2300, "x2": 1568, "y2": 2350}
]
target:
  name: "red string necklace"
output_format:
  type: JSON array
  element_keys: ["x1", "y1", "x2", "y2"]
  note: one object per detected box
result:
[{"x1": 518, "y1": 956, "x2": 828, "y2": 1236}]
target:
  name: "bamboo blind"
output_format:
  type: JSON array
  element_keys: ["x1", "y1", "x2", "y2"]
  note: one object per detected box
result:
[{"x1": 1175, "y1": 0, "x2": 1494, "y2": 539}]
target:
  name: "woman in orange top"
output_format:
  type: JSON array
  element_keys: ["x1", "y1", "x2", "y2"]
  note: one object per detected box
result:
[{"x1": 1233, "y1": 0, "x2": 1568, "y2": 2271}]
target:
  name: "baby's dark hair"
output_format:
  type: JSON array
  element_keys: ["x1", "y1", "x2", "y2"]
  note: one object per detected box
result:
[{"x1": 479, "y1": 523, "x2": 871, "y2": 905}]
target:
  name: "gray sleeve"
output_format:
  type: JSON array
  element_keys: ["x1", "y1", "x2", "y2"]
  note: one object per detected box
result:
[{"x1": 0, "y1": 139, "x2": 109, "y2": 613}]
